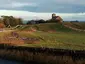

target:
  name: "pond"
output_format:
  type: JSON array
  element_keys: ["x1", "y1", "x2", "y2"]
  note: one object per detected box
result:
[{"x1": 0, "y1": 59, "x2": 22, "y2": 64}]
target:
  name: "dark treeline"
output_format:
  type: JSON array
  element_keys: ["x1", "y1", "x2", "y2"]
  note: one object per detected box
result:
[
  {"x1": 27, "y1": 19, "x2": 46, "y2": 24},
  {"x1": 27, "y1": 19, "x2": 63, "y2": 25}
]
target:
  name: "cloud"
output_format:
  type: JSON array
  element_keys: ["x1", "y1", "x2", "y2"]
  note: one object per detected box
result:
[
  {"x1": 0, "y1": 0, "x2": 82, "y2": 21},
  {"x1": 10, "y1": 2, "x2": 37, "y2": 8},
  {"x1": 0, "y1": 0, "x2": 85, "y2": 13},
  {"x1": 0, "y1": 10, "x2": 85, "y2": 21},
  {"x1": 0, "y1": 0, "x2": 37, "y2": 9}
]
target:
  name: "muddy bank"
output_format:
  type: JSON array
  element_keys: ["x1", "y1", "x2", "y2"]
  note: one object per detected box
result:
[{"x1": 0, "y1": 44, "x2": 85, "y2": 64}]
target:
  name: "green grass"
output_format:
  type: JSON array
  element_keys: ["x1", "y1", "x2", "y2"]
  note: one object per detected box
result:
[
  {"x1": 22, "y1": 31, "x2": 85, "y2": 50},
  {"x1": 18, "y1": 23, "x2": 75, "y2": 32},
  {"x1": 9, "y1": 22, "x2": 85, "y2": 50}
]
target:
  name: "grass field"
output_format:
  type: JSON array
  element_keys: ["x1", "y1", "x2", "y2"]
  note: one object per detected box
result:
[
  {"x1": 17, "y1": 31, "x2": 85, "y2": 50},
  {"x1": 13, "y1": 22, "x2": 85, "y2": 50},
  {"x1": 0, "y1": 22, "x2": 85, "y2": 50}
]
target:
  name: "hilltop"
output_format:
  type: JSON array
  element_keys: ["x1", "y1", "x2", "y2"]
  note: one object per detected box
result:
[{"x1": 17, "y1": 22, "x2": 85, "y2": 32}]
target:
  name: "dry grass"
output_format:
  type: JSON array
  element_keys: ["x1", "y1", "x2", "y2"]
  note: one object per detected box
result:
[{"x1": 0, "y1": 30, "x2": 40, "y2": 46}]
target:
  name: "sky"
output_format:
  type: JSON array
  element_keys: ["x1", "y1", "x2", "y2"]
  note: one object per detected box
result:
[{"x1": 0, "y1": 0, "x2": 85, "y2": 21}]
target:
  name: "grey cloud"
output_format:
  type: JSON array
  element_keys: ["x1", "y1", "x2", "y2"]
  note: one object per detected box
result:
[{"x1": 0, "y1": 0, "x2": 85, "y2": 13}]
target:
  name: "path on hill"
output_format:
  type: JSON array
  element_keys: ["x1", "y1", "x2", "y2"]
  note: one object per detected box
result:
[
  {"x1": 64, "y1": 25, "x2": 85, "y2": 32},
  {"x1": 0, "y1": 28, "x2": 14, "y2": 33}
]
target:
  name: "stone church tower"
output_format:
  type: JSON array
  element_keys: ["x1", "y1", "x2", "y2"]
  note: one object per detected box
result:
[{"x1": 52, "y1": 13, "x2": 63, "y2": 23}]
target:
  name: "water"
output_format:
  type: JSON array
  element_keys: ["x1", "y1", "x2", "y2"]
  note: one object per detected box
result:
[{"x1": 0, "y1": 59, "x2": 21, "y2": 64}]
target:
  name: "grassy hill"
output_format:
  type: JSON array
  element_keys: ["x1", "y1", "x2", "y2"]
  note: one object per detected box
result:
[
  {"x1": 17, "y1": 22, "x2": 85, "y2": 32},
  {"x1": 12, "y1": 22, "x2": 85, "y2": 50},
  {"x1": 17, "y1": 23, "x2": 75, "y2": 32}
]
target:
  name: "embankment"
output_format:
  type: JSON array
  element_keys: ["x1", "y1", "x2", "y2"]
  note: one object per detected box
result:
[{"x1": 0, "y1": 44, "x2": 85, "y2": 64}]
